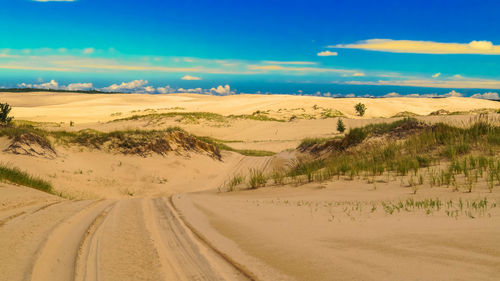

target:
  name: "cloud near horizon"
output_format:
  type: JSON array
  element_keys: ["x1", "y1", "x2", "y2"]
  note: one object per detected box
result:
[
  {"x1": 382, "y1": 90, "x2": 500, "y2": 100},
  {"x1": 344, "y1": 76, "x2": 500, "y2": 89},
  {"x1": 15, "y1": 79, "x2": 236, "y2": 96},
  {"x1": 12, "y1": 79, "x2": 499, "y2": 100},
  {"x1": 181, "y1": 75, "x2": 202, "y2": 80},
  {"x1": 333, "y1": 39, "x2": 500, "y2": 55}
]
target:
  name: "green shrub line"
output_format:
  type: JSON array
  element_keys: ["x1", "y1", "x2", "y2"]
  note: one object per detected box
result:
[{"x1": 0, "y1": 164, "x2": 54, "y2": 194}]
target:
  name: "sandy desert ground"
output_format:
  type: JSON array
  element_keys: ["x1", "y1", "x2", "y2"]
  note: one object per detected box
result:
[{"x1": 1, "y1": 92, "x2": 499, "y2": 281}]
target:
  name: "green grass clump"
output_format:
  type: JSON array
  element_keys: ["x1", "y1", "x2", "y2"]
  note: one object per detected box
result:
[
  {"x1": 248, "y1": 169, "x2": 267, "y2": 189},
  {"x1": 0, "y1": 164, "x2": 53, "y2": 194},
  {"x1": 321, "y1": 109, "x2": 344, "y2": 119},
  {"x1": 298, "y1": 137, "x2": 333, "y2": 150},
  {"x1": 391, "y1": 111, "x2": 419, "y2": 118},
  {"x1": 288, "y1": 118, "x2": 500, "y2": 186},
  {"x1": 229, "y1": 112, "x2": 285, "y2": 122}
]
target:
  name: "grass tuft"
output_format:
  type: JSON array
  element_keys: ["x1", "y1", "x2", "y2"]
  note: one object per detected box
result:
[{"x1": 0, "y1": 164, "x2": 53, "y2": 194}]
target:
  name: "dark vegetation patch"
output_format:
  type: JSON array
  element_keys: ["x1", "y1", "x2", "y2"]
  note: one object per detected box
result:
[{"x1": 0, "y1": 125, "x2": 221, "y2": 159}]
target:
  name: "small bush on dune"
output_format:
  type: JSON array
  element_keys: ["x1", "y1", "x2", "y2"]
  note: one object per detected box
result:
[
  {"x1": 355, "y1": 103, "x2": 366, "y2": 116},
  {"x1": 0, "y1": 103, "x2": 13, "y2": 125},
  {"x1": 337, "y1": 118, "x2": 346, "y2": 133}
]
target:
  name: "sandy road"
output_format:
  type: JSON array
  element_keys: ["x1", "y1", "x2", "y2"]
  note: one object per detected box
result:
[{"x1": 0, "y1": 185, "x2": 248, "y2": 281}]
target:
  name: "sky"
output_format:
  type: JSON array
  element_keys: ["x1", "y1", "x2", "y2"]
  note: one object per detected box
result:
[{"x1": 1, "y1": 0, "x2": 499, "y2": 98}]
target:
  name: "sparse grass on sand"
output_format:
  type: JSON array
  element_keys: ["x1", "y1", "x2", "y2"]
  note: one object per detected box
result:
[
  {"x1": 0, "y1": 164, "x2": 53, "y2": 194},
  {"x1": 197, "y1": 136, "x2": 276, "y2": 156},
  {"x1": 110, "y1": 111, "x2": 287, "y2": 123},
  {"x1": 222, "y1": 116, "x2": 500, "y2": 192},
  {"x1": 290, "y1": 117, "x2": 500, "y2": 186},
  {"x1": 0, "y1": 123, "x2": 274, "y2": 157}
]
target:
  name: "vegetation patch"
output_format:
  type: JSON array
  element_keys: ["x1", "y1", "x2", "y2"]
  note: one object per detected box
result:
[
  {"x1": 392, "y1": 111, "x2": 419, "y2": 118},
  {"x1": 0, "y1": 164, "x2": 54, "y2": 194},
  {"x1": 0, "y1": 125, "x2": 221, "y2": 159},
  {"x1": 288, "y1": 117, "x2": 500, "y2": 188}
]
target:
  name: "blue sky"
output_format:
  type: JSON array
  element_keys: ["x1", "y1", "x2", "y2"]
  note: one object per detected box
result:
[{"x1": 1, "y1": 0, "x2": 499, "y2": 97}]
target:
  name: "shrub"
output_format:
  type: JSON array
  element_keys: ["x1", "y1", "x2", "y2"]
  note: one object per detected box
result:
[
  {"x1": 354, "y1": 103, "x2": 366, "y2": 116},
  {"x1": 0, "y1": 103, "x2": 13, "y2": 125},
  {"x1": 343, "y1": 127, "x2": 367, "y2": 146},
  {"x1": 337, "y1": 118, "x2": 346, "y2": 133}
]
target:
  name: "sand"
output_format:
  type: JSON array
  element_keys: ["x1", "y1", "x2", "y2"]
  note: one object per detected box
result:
[{"x1": 1, "y1": 92, "x2": 499, "y2": 280}]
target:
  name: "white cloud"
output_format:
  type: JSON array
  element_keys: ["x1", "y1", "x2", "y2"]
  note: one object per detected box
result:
[
  {"x1": 432, "y1": 72, "x2": 441, "y2": 78},
  {"x1": 452, "y1": 74, "x2": 464, "y2": 79},
  {"x1": 18, "y1": 79, "x2": 59, "y2": 89},
  {"x1": 317, "y1": 51, "x2": 338, "y2": 57},
  {"x1": 443, "y1": 90, "x2": 462, "y2": 97},
  {"x1": 384, "y1": 92, "x2": 401, "y2": 97},
  {"x1": 102, "y1": 80, "x2": 149, "y2": 92},
  {"x1": 344, "y1": 76, "x2": 500, "y2": 89},
  {"x1": 156, "y1": 86, "x2": 175, "y2": 94},
  {"x1": 262, "y1": 61, "x2": 317, "y2": 65},
  {"x1": 333, "y1": 39, "x2": 500, "y2": 55},
  {"x1": 181, "y1": 75, "x2": 202, "y2": 80},
  {"x1": 470, "y1": 92, "x2": 499, "y2": 100},
  {"x1": 17, "y1": 80, "x2": 93, "y2": 91},
  {"x1": 210, "y1": 85, "x2": 233, "y2": 95},
  {"x1": 66, "y1": 82, "x2": 93, "y2": 91},
  {"x1": 468, "y1": 40, "x2": 494, "y2": 50},
  {"x1": 83, "y1": 48, "x2": 94, "y2": 55}
]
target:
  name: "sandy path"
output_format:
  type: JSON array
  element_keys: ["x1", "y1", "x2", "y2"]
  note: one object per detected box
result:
[{"x1": 0, "y1": 184, "x2": 248, "y2": 281}]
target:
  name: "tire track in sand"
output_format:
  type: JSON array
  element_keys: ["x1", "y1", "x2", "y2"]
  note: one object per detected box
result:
[{"x1": 29, "y1": 200, "x2": 116, "y2": 281}]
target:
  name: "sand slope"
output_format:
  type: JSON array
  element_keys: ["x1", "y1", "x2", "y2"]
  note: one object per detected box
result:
[{"x1": 173, "y1": 183, "x2": 500, "y2": 281}]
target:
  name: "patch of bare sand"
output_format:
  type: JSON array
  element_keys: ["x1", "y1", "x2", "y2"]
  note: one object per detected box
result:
[{"x1": 173, "y1": 181, "x2": 500, "y2": 281}]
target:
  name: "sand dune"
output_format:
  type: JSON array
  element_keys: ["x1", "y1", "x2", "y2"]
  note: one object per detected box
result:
[
  {"x1": 1, "y1": 92, "x2": 498, "y2": 123},
  {"x1": 1, "y1": 92, "x2": 499, "y2": 280}
]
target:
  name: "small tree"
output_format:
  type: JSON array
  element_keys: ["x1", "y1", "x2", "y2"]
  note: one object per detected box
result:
[
  {"x1": 0, "y1": 103, "x2": 13, "y2": 125},
  {"x1": 355, "y1": 103, "x2": 366, "y2": 116},
  {"x1": 337, "y1": 118, "x2": 346, "y2": 133}
]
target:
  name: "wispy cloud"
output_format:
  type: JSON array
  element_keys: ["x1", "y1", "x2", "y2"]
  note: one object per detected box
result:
[
  {"x1": 332, "y1": 39, "x2": 500, "y2": 55},
  {"x1": 181, "y1": 75, "x2": 202, "y2": 80},
  {"x1": 317, "y1": 51, "x2": 338, "y2": 56},
  {"x1": 248, "y1": 64, "x2": 357, "y2": 74},
  {"x1": 261, "y1": 60, "x2": 317, "y2": 65},
  {"x1": 343, "y1": 76, "x2": 500, "y2": 89},
  {"x1": 83, "y1": 48, "x2": 94, "y2": 55},
  {"x1": 432, "y1": 72, "x2": 441, "y2": 78}
]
